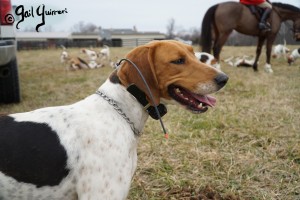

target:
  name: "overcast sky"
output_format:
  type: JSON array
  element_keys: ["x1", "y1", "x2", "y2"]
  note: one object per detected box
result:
[{"x1": 11, "y1": 0, "x2": 300, "y2": 33}]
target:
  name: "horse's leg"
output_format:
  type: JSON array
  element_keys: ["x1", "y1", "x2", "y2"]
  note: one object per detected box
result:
[
  {"x1": 253, "y1": 36, "x2": 266, "y2": 71},
  {"x1": 264, "y1": 35, "x2": 276, "y2": 73},
  {"x1": 213, "y1": 32, "x2": 231, "y2": 69}
]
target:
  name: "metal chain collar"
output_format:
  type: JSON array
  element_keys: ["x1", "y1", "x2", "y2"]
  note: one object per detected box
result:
[{"x1": 95, "y1": 90, "x2": 141, "y2": 137}]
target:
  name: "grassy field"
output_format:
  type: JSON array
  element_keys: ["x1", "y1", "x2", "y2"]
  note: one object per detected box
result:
[{"x1": 1, "y1": 45, "x2": 299, "y2": 199}]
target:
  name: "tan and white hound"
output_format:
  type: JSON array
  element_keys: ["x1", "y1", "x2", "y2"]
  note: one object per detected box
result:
[{"x1": 0, "y1": 40, "x2": 228, "y2": 200}]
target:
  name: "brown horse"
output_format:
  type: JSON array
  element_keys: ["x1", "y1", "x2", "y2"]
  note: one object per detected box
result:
[{"x1": 201, "y1": 2, "x2": 300, "y2": 73}]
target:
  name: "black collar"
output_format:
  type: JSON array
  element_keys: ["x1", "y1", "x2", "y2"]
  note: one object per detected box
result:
[
  {"x1": 126, "y1": 84, "x2": 167, "y2": 120},
  {"x1": 109, "y1": 71, "x2": 167, "y2": 120}
]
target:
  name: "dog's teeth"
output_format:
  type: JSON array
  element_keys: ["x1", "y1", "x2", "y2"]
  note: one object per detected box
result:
[
  {"x1": 184, "y1": 97, "x2": 189, "y2": 101},
  {"x1": 175, "y1": 88, "x2": 181, "y2": 94},
  {"x1": 198, "y1": 103, "x2": 203, "y2": 108}
]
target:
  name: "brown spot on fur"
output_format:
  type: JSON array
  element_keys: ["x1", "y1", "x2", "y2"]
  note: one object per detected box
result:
[
  {"x1": 118, "y1": 176, "x2": 123, "y2": 182},
  {"x1": 109, "y1": 189, "x2": 114, "y2": 195},
  {"x1": 79, "y1": 166, "x2": 85, "y2": 175},
  {"x1": 211, "y1": 59, "x2": 218, "y2": 65},
  {"x1": 81, "y1": 181, "x2": 87, "y2": 192},
  {"x1": 105, "y1": 181, "x2": 109, "y2": 188}
]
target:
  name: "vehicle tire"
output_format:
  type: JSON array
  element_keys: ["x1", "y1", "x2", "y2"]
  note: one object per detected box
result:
[{"x1": 0, "y1": 57, "x2": 21, "y2": 103}]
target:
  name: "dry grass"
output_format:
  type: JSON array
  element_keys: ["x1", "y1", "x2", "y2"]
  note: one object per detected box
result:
[{"x1": 1, "y1": 45, "x2": 299, "y2": 200}]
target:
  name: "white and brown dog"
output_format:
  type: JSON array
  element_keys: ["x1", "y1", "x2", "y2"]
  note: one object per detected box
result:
[
  {"x1": 60, "y1": 51, "x2": 69, "y2": 64},
  {"x1": 60, "y1": 46, "x2": 89, "y2": 70},
  {"x1": 81, "y1": 48, "x2": 103, "y2": 69},
  {"x1": 223, "y1": 55, "x2": 255, "y2": 67},
  {"x1": 287, "y1": 48, "x2": 300, "y2": 65},
  {"x1": 272, "y1": 44, "x2": 290, "y2": 59},
  {"x1": 99, "y1": 45, "x2": 110, "y2": 63},
  {"x1": 194, "y1": 52, "x2": 220, "y2": 69},
  {"x1": 0, "y1": 40, "x2": 228, "y2": 200}
]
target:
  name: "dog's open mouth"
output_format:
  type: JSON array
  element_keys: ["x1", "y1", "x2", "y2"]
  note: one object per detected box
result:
[{"x1": 168, "y1": 85, "x2": 216, "y2": 113}]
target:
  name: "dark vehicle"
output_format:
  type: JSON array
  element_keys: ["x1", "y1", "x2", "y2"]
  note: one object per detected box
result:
[{"x1": 0, "y1": 0, "x2": 20, "y2": 103}]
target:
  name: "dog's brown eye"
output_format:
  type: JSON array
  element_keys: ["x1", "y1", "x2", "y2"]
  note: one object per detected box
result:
[{"x1": 171, "y1": 58, "x2": 185, "y2": 64}]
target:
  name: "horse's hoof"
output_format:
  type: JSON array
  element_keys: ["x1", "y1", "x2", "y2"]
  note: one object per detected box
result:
[
  {"x1": 264, "y1": 64, "x2": 273, "y2": 73},
  {"x1": 252, "y1": 65, "x2": 258, "y2": 72}
]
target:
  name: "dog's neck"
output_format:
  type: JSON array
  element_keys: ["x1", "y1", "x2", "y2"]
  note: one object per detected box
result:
[
  {"x1": 97, "y1": 78, "x2": 149, "y2": 136},
  {"x1": 109, "y1": 70, "x2": 167, "y2": 120}
]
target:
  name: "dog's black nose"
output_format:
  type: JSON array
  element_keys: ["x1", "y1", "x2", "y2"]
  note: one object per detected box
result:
[{"x1": 214, "y1": 73, "x2": 229, "y2": 89}]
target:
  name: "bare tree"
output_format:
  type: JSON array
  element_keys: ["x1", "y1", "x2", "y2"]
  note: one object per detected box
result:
[
  {"x1": 71, "y1": 21, "x2": 98, "y2": 33},
  {"x1": 172, "y1": 27, "x2": 200, "y2": 45},
  {"x1": 166, "y1": 18, "x2": 175, "y2": 39}
]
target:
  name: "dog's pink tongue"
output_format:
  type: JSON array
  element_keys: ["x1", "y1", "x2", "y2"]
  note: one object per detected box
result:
[{"x1": 191, "y1": 94, "x2": 216, "y2": 107}]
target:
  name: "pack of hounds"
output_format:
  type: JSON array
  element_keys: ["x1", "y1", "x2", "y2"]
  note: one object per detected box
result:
[
  {"x1": 60, "y1": 44, "x2": 221, "y2": 71},
  {"x1": 60, "y1": 43, "x2": 299, "y2": 72},
  {"x1": 271, "y1": 43, "x2": 300, "y2": 66},
  {"x1": 195, "y1": 44, "x2": 299, "y2": 69},
  {"x1": 223, "y1": 44, "x2": 300, "y2": 67},
  {"x1": 60, "y1": 45, "x2": 119, "y2": 70}
]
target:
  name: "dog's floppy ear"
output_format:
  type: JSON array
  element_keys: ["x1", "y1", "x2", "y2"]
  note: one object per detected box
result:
[{"x1": 117, "y1": 45, "x2": 160, "y2": 106}]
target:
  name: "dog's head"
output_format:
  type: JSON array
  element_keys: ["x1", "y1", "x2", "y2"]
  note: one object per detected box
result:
[
  {"x1": 287, "y1": 54, "x2": 294, "y2": 65},
  {"x1": 117, "y1": 40, "x2": 228, "y2": 113},
  {"x1": 60, "y1": 51, "x2": 69, "y2": 63},
  {"x1": 195, "y1": 52, "x2": 219, "y2": 69},
  {"x1": 288, "y1": 48, "x2": 300, "y2": 65}
]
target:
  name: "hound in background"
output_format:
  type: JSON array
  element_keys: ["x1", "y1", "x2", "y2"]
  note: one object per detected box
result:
[
  {"x1": 223, "y1": 55, "x2": 256, "y2": 67},
  {"x1": 81, "y1": 48, "x2": 104, "y2": 69},
  {"x1": 223, "y1": 56, "x2": 235, "y2": 67},
  {"x1": 287, "y1": 48, "x2": 300, "y2": 65},
  {"x1": 67, "y1": 57, "x2": 89, "y2": 70},
  {"x1": 60, "y1": 45, "x2": 69, "y2": 64},
  {"x1": 99, "y1": 45, "x2": 110, "y2": 63},
  {"x1": 234, "y1": 55, "x2": 255, "y2": 67},
  {"x1": 81, "y1": 48, "x2": 98, "y2": 61},
  {"x1": 272, "y1": 44, "x2": 290, "y2": 59},
  {"x1": 60, "y1": 46, "x2": 89, "y2": 70},
  {"x1": 195, "y1": 52, "x2": 220, "y2": 69},
  {"x1": 0, "y1": 40, "x2": 228, "y2": 200}
]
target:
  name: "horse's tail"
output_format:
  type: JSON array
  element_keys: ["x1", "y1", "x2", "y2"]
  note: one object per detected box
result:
[{"x1": 200, "y1": 4, "x2": 218, "y2": 53}]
